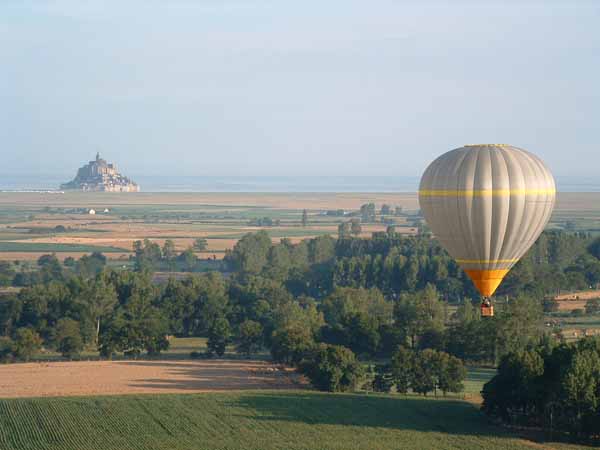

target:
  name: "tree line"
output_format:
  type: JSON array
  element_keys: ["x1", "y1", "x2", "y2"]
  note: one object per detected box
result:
[{"x1": 482, "y1": 336, "x2": 600, "y2": 441}]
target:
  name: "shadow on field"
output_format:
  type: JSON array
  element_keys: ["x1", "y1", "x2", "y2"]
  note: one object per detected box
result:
[
  {"x1": 229, "y1": 392, "x2": 510, "y2": 437},
  {"x1": 121, "y1": 360, "x2": 303, "y2": 391}
]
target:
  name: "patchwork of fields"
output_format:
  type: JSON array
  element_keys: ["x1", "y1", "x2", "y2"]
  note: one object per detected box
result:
[
  {"x1": 0, "y1": 192, "x2": 421, "y2": 261},
  {"x1": 1, "y1": 191, "x2": 599, "y2": 261}
]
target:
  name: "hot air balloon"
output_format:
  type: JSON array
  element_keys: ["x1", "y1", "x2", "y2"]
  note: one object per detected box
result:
[{"x1": 418, "y1": 144, "x2": 555, "y2": 316}]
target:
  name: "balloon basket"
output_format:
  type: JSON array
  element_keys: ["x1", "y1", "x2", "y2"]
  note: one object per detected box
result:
[{"x1": 481, "y1": 304, "x2": 494, "y2": 317}]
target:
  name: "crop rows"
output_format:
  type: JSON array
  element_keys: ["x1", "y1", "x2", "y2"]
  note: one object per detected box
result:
[{"x1": 0, "y1": 391, "x2": 584, "y2": 450}]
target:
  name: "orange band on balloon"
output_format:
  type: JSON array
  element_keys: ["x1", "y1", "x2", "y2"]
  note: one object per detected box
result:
[{"x1": 464, "y1": 269, "x2": 509, "y2": 298}]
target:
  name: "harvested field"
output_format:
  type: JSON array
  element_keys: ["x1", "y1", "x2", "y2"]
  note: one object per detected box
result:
[
  {"x1": 0, "y1": 360, "x2": 304, "y2": 399},
  {"x1": 555, "y1": 300, "x2": 588, "y2": 312},
  {"x1": 0, "y1": 192, "x2": 422, "y2": 210},
  {"x1": 553, "y1": 290, "x2": 600, "y2": 301}
]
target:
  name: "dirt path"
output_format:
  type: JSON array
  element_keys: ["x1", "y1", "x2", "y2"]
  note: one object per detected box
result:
[{"x1": 0, "y1": 360, "x2": 304, "y2": 398}]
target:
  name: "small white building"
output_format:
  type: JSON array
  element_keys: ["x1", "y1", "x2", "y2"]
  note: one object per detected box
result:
[
  {"x1": 88, "y1": 209, "x2": 96, "y2": 215},
  {"x1": 103, "y1": 208, "x2": 110, "y2": 213}
]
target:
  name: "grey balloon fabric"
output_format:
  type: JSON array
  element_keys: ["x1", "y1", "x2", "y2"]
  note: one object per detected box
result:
[{"x1": 418, "y1": 144, "x2": 555, "y2": 297}]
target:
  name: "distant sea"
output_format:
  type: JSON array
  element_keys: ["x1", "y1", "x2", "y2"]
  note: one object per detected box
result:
[{"x1": 0, "y1": 175, "x2": 598, "y2": 193}]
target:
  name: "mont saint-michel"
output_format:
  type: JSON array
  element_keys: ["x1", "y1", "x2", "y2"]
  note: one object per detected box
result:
[{"x1": 60, "y1": 153, "x2": 140, "y2": 192}]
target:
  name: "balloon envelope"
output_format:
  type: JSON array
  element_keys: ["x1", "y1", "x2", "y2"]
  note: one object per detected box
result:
[{"x1": 418, "y1": 144, "x2": 555, "y2": 297}]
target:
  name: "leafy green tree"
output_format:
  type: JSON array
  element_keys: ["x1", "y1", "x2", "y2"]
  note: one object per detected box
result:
[
  {"x1": 80, "y1": 276, "x2": 118, "y2": 346},
  {"x1": 162, "y1": 240, "x2": 177, "y2": 270},
  {"x1": 338, "y1": 222, "x2": 351, "y2": 239},
  {"x1": 446, "y1": 318, "x2": 496, "y2": 363},
  {"x1": 340, "y1": 312, "x2": 380, "y2": 356},
  {"x1": 390, "y1": 345, "x2": 415, "y2": 394},
  {"x1": 133, "y1": 239, "x2": 162, "y2": 272},
  {"x1": 300, "y1": 344, "x2": 363, "y2": 392},
  {"x1": 264, "y1": 243, "x2": 292, "y2": 281},
  {"x1": 207, "y1": 317, "x2": 230, "y2": 357},
  {"x1": 411, "y1": 349, "x2": 438, "y2": 395},
  {"x1": 178, "y1": 247, "x2": 198, "y2": 271},
  {"x1": 585, "y1": 298, "x2": 600, "y2": 315},
  {"x1": 372, "y1": 364, "x2": 394, "y2": 392},
  {"x1": 482, "y1": 349, "x2": 544, "y2": 422},
  {"x1": 394, "y1": 284, "x2": 444, "y2": 348},
  {"x1": 0, "y1": 261, "x2": 15, "y2": 286},
  {"x1": 301, "y1": 209, "x2": 308, "y2": 227},
  {"x1": 587, "y1": 237, "x2": 600, "y2": 260},
  {"x1": 193, "y1": 272, "x2": 229, "y2": 335},
  {"x1": 350, "y1": 219, "x2": 362, "y2": 236},
  {"x1": 271, "y1": 325, "x2": 314, "y2": 364},
  {"x1": 308, "y1": 235, "x2": 336, "y2": 264},
  {"x1": 75, "y1": 252, "x2": 107, "y2": 278},
  {"x1": 63, "y1": 256, "x2": 76, "y2": 267},
  {"x1": 53, "y1": 318, "x2": 83, "y2": 358},
  {"x1": 193, "y1": 238, "x2": 208, "y2": 252},
  {"x1": 561, "y1": 348, "x2": 600, "y2": 433},
  {"x1": 494, "y1": 294, "x2": 543, "y2": 362},
  {"x1": 99, "y1": 277, "x2": 168, "y2": 357},
  {"x1": 271, "y1": 297, "x2": 324, "y2": 337},
  {"x1": 37, "y1": 254, "x2": 64, "y2": 283},
  {"x1": 225, "y1": 231, "x2": 272, "y2": 274},
  {"x1": 0, "y1": 336, "x2": 14, "y2": 363},
  {"x1": 14, "y1": 327, "x2": 42, "y2": 361},
  {"x1": 437, "y1": 352, "x2": 466, "y2": 395},
  {"x1": 236, "y1": 320, "x2": 263, "y2": 356},
  {"x1": 322, "y1": 287, "x2": 392, "y2": 329},
  {"x1": 360, "y1": 203, "x2": 376, "y2": 222}
]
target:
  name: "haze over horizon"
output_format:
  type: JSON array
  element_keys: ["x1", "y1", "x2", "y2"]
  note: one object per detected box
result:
[{"x1": 1, "y1": 1, "x2": 598, "y2": 178}]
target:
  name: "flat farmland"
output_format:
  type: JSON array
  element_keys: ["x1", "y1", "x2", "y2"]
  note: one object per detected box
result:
[
  {"x1": 0, "y1": 191, "x2": 598, "y2": 261},
  {"x1": 0, "y1": 192, "x2": 421, "y2": 261}
]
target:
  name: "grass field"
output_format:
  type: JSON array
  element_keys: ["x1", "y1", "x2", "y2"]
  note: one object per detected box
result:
[{"x1": 0, "y1": 391, "x2": 587, "y2": 450}]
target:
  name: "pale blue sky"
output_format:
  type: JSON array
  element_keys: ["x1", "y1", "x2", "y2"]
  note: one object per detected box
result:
[{"x1": 1, "y1": 0, "x2": 598, "y2": 177}]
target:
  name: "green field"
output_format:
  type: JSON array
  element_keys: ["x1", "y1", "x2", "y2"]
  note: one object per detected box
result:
[{"x1": 0, "y1": 391, "x2": 586, "y2": 450}]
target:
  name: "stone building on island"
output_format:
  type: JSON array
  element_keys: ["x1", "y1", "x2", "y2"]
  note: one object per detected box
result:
[{"x1": 61, "y1": 153, "x2": 140, "y2": 192}]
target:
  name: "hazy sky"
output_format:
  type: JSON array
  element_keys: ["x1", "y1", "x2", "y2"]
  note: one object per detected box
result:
[{"x1": 1, "y1": 0, "x2": 598, "y2": 177}]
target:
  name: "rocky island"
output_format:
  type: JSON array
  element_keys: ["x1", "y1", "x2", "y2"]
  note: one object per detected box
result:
[{"x1": 61, "y1": 153, "x2": 140, "y2": 192}]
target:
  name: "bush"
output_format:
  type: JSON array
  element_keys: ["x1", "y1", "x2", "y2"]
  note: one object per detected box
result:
[
  {"x1": 207, "y1": 317, "x2": 230, "y2": 357},
  {"x1": 53, "y1": 318, "x2": 84, "y2": 358},
  {"x1": 271, "y1": 325, "x2": 314, "y2": 364},
  {"x1": 236, "y1": 320, "x2": 263, "y2": 356},
  {"x1": 0, "y1": 336, "x2": 14, "y2": 363},
  {"x1": 300, "y1": 344, "x2": 363, "y2": 392},
  {"x1": 570, "y1": 308, "x2": 585, "y2": 317},
  {"x1": 585, "y1": 298, "x2": 600, "y2": 315},
  {"x1": 13, "y1": 328, "x2": 42, "y2": 361}
]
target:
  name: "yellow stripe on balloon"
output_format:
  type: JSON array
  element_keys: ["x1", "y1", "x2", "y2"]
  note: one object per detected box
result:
[{"x1": 418, "y1": 188, "x2": 555, "y2": 197}]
